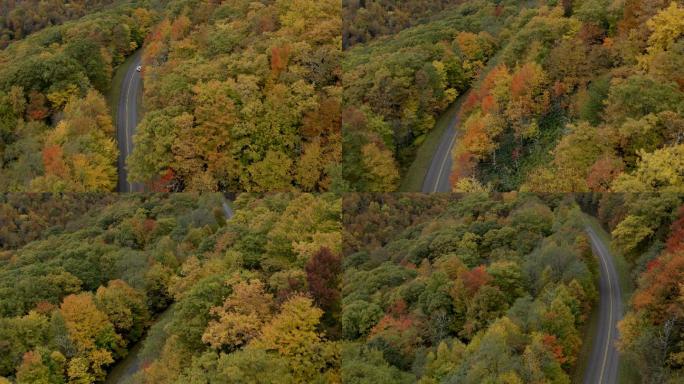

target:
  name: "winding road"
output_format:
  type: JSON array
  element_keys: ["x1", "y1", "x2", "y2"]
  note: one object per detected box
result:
[
  {"x1": 421, "y1": 114, "x2": 459, "y2": 192},
  {"x1": 584, "y1": 226, "x2": 623, "y2": 384},
  {"x1": 104, "y1": 199, "x2": 234, "y2": 383},
  {"x1": 116, "y1": 50, "x2": 145, "y2": 193}
]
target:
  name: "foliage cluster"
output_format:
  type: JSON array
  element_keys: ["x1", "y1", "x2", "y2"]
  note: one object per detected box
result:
[
  {"x1": 0, "y1": 3, "x2": 158, "y2": 191},
  {"x1": 0, "y1": 193, "x2": 342, "y2": 383},
  {"x1": 0, "y1": 0, "x2": 118, "y2": 48},
  {"x1": 342, "y1": 0, "x2": 532, "y2": 191},
  {"x1": 341, "y1": 193, "x2": 598, "y2": 382},
  {"x1": 452, "y1": 1, "x2": 684, "y2": 192},
  {"x1": 342, "y1": 0, "x2": 466, "y2": 48},
  {"x1": 128, "y1": 0, "x2": 341, "y2": 192}
]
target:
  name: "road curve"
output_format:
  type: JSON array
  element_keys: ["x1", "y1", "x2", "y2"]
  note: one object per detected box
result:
[
  {"x1": 116, "y1": 51, "x2": 145, "y2": 193},
  {"x1": 104, "y1": 200, "x2": 233, "y2": 384},
  {"x1": 421, "y1": 117, "x2": 458, "y2": 192},
  {"x1": 584, "y1": 226, "x2": 622, "y2": 384},
  {"x1": 421, "y1": 90, "x2": 471, "y2": 193}
]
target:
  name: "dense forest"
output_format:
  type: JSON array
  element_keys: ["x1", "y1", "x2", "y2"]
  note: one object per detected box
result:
[
  {"x1": 129, "y1": 193, "x2": 341, "y2": 383},
  {"x1": 0, "y1": 192, "x2": 342, "y2": 383},
  {"x1": 128, "y1": 0, "x2": 341, "y2": 192},
  {"x1": 1, "y1": 0, "x2": 341, "y2": 193},
  {"x1": 342, "y1": 0, "x2": 465, "y2": 48},
  {"x1": 343, "y1": 0, "x2": 684, "y2": 192},
  {"x1": 2, "y1": 1, "x2": 684, "y2": 383},
  {"x1": 453, "y1": 0, "x2": 684, "y2": 192},
  {"x1": 0, "y1": 0, "x2": 118, "y2": 48},
  {"x1": 578, "y1": 193, "x2": 684, "y2": 383},
  {"x1": 0, "y1": 2, "x2": 158, "y2": 192},
  {"x1": 340, "y1": 192, "x2": 684, "y2": 383},
  {"x1": 342, "y1": 0, "x2": 528, "y2": 191},
  {"x1": 341, "y1": 193, "x2": 599, "y2": 382}
]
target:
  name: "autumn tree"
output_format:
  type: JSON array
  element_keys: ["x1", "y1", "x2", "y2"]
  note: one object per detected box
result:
[
  {"x1": 639, "y1": 2, "x2": 684, "y2": 71},
  {"x1": 360, "y1": 143, "x2": 400, "y2": 192},
  {"x1": 305, "y1": 247, "x2": 342, "y2": 314},
  {"x1": 60, "y1": 293, "x2": 122, "y2": 382},
  {"x1": 249, "y1": 295, "x2": 327, "y2": 382},
  {"x1": 619, "y1": 249, "x2": 684, "y2": 382},
  {"x1": 94, "y1": 280, "x2": 149, "y2": 343},
  {"x1": 202, "y1": 279, "x2": 274, "y2": 351},
  {"x1": 29, "y1": 91, "x2": 117, "y2": 192},
  {"x1": 15, "y1": 349, "x2": 65, "y2": 384},
  {"x1": 611, "y1": 145, "x2": 684, "y2": 192}
]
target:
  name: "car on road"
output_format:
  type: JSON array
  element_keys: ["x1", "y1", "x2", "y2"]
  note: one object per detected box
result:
[{"x1": 136, "y1": 65, "x2": 142, "y2": 72}]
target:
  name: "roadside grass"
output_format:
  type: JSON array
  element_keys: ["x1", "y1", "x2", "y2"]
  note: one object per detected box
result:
[
  {"x1": 400, "y1": 47, "x2": 507, "y2": 191},
  {"x1": 584, "y1": 215, "x2": 634, "y2": 298},
  {"x1": 582, "y1": 214, "x2": 640, "y2": 384},
  {"x1": 573, "y1": 295, "x2": 600, "y2": 384},
  {"x1": 107, "y1": 52, "x2": 136, "y2": 122},
  {"x1": 399, "y1": 98, "x2": 461, "y2": 191},
  {"x1": 104, "y1": 305, "x2": 176, "y2": 384}
]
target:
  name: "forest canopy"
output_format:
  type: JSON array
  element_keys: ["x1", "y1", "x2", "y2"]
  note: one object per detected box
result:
[
  {"x1": 341, "y1": 193, "x2": 599, "y2": 382},
  {"x1": 0, "y1": 0, "x2": 118, "y2": 48},
  {"x1": 128, "y1": 0, "x2": 341, "y2": 192},
  {"x1": 1, "y1": 0, "x2": 342, "y2": 193},
  {"x1": 343, "y1": 0, "x2": 684, "y2": 193},
  {"x1": 0, "y1": 192, "x2": 342, "y2": 383},
  {"x1": 342, "y1": 0, "x2": 534, "y2": 191},
  {"x1": 342, "y1": 0, "x2": 466, "y2": 48},
  {"x1": 0, "y1": 2, "x2": 157, "y2": 192},
  {"x1": 452, "y1": 1, "x2": 684, "y2": 193}
]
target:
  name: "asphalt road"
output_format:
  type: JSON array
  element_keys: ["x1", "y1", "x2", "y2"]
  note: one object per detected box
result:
[
  {"x1": 222, "y1": 201, "x2": 234, "y2": 218},
  {"x1": 104, "y1": 200, "x2": 233, "y2": 384},
  {"x1": 421, "y1": 90, "x2": 471, "y2": 193},
  {"x1": 585, "y1": 226, "x2": 623, "y2": 384},
  {"x1": 116, "y1": 51, "x2": 145, "y2": 193},
  {"x1": 421, "y1": 119, "x2": 457, "y2": 192}
]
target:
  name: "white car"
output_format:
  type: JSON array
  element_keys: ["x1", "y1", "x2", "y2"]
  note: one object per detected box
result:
[{"x1": 136, "y1": 65, "x2": 142, "y2": 72}]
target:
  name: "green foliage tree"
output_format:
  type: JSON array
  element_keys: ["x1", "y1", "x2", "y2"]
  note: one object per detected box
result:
[{"x1": 94, "y1": 280, "x2": 149, "y2": 343}]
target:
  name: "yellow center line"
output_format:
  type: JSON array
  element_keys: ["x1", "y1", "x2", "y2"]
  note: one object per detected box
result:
[
  {"x1": 433, "y1": 129, "x2": 456, "y2": 192},
  {"x1": 590, "y1": 229, "x2": 614, "y2": 384},
  {"x1": 124, "y1": 64, "x2": 136, "y2": 192}
]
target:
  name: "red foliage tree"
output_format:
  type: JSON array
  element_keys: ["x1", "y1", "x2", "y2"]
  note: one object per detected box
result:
[
  {"x1": 461, "y1": 91, "x2": 481, "y2": 117},
  {"x1": 666, "y1": 206, "x2": 684, "y2": 253},
  {"x1": 34, "y1": 301, "x2": 56, "y2": 315},
  {"x1": 305, "y1": 247, "x2": 341, "y2": 312},
  {"x1": 459, "y1": 265, "x2": 491, "y2": 295},
  {"x1": 542, "y1": 333, "x2": 568, "y2": 364},
  {"x1": 271, "y1": 45, "x2": 291, "y2": 77},
  {"x1": 481, "y1": 94, "x2": 495, "y2": 114},
  {"x1": 42, "y1": 145, "x2": 67, "y2": 177},
  {"x1": 26, "y1": 91, "x2": 49, "y2": 121},
  {"x1": 632, "y1": 251, "x2": 684, "y2": 319},
  {"x1": 586, "y1": 155, "x2": 624, "y2": 192},
  {"x1": 148, "y1": 169, "x2": 176, "y2": 192}
]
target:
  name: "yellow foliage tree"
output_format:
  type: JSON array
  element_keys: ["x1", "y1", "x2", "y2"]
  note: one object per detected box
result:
[
  {"x1": 60, "y1": 293, "x2": 122, "y2": 383},
  {"x1": 202, "y1": 280, "x2": 274, "y2": 350},
  {"x1": 249, "y1": 295, "x2": 325, "y2": 383},
  {"x1": 361, "y1": 142, "x2": 400, "y2": 192},
  {"x1": 640, "y1": 2, "x2": 684, "y2": 70}
]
